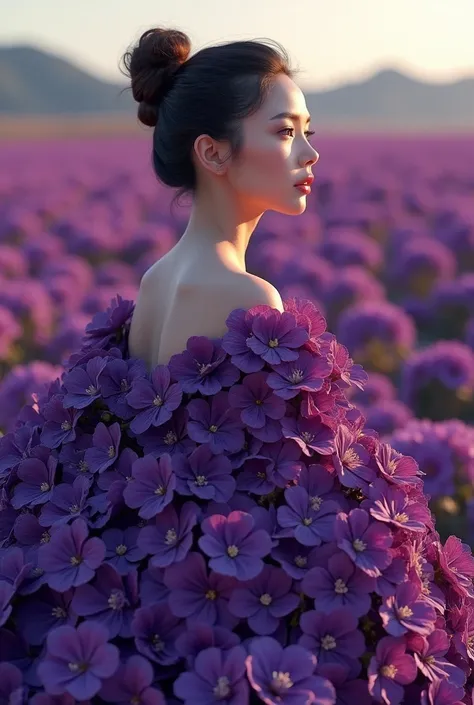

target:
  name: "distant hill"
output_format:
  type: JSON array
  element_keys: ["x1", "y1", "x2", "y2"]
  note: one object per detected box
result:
[
  {"x1": 0, "y1": 45, "x2": 473, "y2": 129},
  {"x1": 0, "y1": 46, "x2": 131, "y2": 115}
]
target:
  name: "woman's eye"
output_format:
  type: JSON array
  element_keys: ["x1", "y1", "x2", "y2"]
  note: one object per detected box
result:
[{"x1": 280, "y1": 128, "x2": 316, "y2": 139}]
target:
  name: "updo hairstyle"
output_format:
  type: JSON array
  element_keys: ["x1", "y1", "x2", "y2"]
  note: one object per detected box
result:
[{"x1": 121, "y1": 28, "x2": 294, "y2": 203}]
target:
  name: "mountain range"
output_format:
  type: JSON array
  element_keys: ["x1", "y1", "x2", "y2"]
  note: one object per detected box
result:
[{"x1": 1, "y1": 45, "x2": 473, "y2": 129}]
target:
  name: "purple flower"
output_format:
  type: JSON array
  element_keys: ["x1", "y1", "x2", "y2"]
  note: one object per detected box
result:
[
  {"x1": 13, "y1": 513, "x2": 50, "y2": 551},
  {"x1": 173, "y1": 444, "x2": 235, "y2": 502},
  {"x1": 199, "y1": 511, "x2": 272, "y2": 581},
  {"x1": 436, "y1": 535, "x2": 474, "y2": 599},
  {"x1": 375, "y1": 443, "x2": 422, "y2": 488},
  {"x1": 123, "y1": 453, "x2": 176, "y2": 520},
  {"x1": 169, "y1": 337, "x2": 240, "y2": 396},
  {"x1": 131, "y1": 603, "x2": 183, "y2": 665},
  {"x1": 40, "y1": 395, "x2": 82, "y2": 448},
  {"x1": 163, "y1": 551, "x2": 237, "y2": 628},
  {"x1": 0, "y1": 546, "x2": 31, "y2": 592},
  {"x1": 140, "y1": 563, "x2": 170, "y2": 606},
  {"x1": 39, "y1": 475, "x2": 92, "y2": 527},
  {"x1": 99, "y1": 357, "x2": 147, "y2": 420},
  {"x1": 281, "y1": 415, "x2": 334, "y2": 456},
  {"x1": 175, "y1": 624, "x2": 241, "y2": 667},
  {"x1": 409, "y1": 629, "x2": 466, "y2": 687},
  {"x1": 38, "y1": 518, "x2": 105, "y2": 591},
  {"x1": 126, "y1": 365, "x2": 183, "y2": 434},
  {"x1": 365, "y1": 479, "x2": 430, "y2": 532},
  {"x1": 277, "y1": 486, "x2": 338, "y2": 546},
  {"x1": 83, "y1": 422, "x2": 121, "y2": 474},
  {"x1": 62, "y1": 356, "x2": 108, "y2": 409},
  {"x1": 302, "y1": 551, "x2": 374, "y2": 617},
  {"x1": 257, "y1": 440, "x2": 304, "y2": 488},
  {"x1": 102, "y1": 526, "x2": 145, "y2": 574},
  {"x1": 228, "y1": 371, "x2": 286, "y2": 427},
  {"x1": 245, "y1": 636, "x2": 336, "y2": 705},
  {"x1": 100, "y1": 654, "x2": 165, "y2": 705},
  {"x1": 299, "y1": 608, "x2": 365, "y2": 670},
  {"x1": 0, "y1": 580, "x2": 14, "y2": 626},
  {"x1": 174, "y1": 645, "x2": 248, "y2": 705},
  {"x1": 228, "y1": 564, "x2": 299, "y2": 635},
  {"x1": 421, "y1": 679, "x2": 465, "y2": 705},
  {"x1": 317, "y1": 663, "x2": 372, "y2": 705},
  {"x1": 298, "y1": 464, "x2": 347, "y2": 513},
  {"x1": 186, "y1": 392, "x2": 245, "y2": 454},
  {"x1": 375, "y1": 558, "x2": 406, "y2": 598},
  {"x1": 332, "y1": 425, "x2": 375, "y2": 491},
  {"x1": 367, "y1": 636, "x2": 417, "y2": 705},
  {"x1": 236, "y1": 456, "x2": 280, "y2": 495},
  {"x1": 335, "y1": 508, "x2": 393, "y2": 577},
  {"x1": 71, "y1": 563, "x2": 138, "y2": 639},
  {"x1": 221, "y1": 307, "x2": 267, "y2": 373},
  {"x1": 138, "y1": 501, "x2": 198, "y2": 568},
  {"x1": 266, "y1": 350, "x2": 331, "y2": 399},
  {"x1": 30, "y1": 693, "x2": 78, "y2": 705},
  {"x1": 82, "y1": 295, "x2": 134, "y2": 350},
  {"x1": 37, "y1": 621, "x2": 119, "y2": 700},
  {"x1": 271, "y1": 539, "x2": 325, "y2": 580},
  {"x1": 139, "y1": 407, "x2": 196, "y2": 459},
  {"x1": 0, "y1": 662, "x2": 24, "y2": 704},
  {"x1": 11, "y1": 450, "x2": 57, "y2": 509},
  {"x1": 246, "y1": 309, "x2": 309, "y2": 365},
  {"x1": 14, "y1": 586, "x2": 76, "y2": 645},
  {"x1": 380, "y1": 581, "x2": 436, "y2": 637}
]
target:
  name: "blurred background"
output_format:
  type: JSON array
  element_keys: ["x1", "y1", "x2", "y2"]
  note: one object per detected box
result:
[{"x1": 0, "y1": 0, "x2": 473, "y2": 543}]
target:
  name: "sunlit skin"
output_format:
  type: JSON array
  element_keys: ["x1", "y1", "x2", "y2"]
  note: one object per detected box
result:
[{"x1": 173, "y1": 73, "x2": 320, "y2": 271}]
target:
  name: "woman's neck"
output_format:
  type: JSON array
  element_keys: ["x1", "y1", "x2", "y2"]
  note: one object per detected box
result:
[{"x1": 175, "y1": 189, "x2": 265, "y2": 271}]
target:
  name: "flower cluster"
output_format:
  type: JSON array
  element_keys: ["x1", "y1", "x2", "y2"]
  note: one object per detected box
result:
[{"x1": 0, "y1": 295, "x2": 473, "y2": 704}]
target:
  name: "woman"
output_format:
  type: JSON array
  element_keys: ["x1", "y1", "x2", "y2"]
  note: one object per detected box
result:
[
  {"x1": 0, "y1": 27, "x2": 472, "y2": 705},
  {"x1": 126, "y1": 29, "x2": 318, "y2": 369}
]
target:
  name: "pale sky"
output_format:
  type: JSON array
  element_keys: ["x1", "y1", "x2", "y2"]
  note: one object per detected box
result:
[{"x1": 1, "y1": 0, "x2": 473, "y2": 90}]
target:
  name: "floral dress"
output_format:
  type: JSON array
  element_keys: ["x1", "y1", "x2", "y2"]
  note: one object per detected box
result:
[{"x1": 0, "y1": 295, "x2": 472, "y2": 705}]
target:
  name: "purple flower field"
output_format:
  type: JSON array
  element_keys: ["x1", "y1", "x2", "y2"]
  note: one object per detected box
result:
[
  {"x1": 0, "y1": 134, "x2": 474, "y2": 702},
  {"x1": 1, "y1": 135, "x2": 473, "y2": 542}
]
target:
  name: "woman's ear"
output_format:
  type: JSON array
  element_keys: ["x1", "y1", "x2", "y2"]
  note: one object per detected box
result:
[{"x1": 193, "y1": 134, "x2": 230, "y2": 176}]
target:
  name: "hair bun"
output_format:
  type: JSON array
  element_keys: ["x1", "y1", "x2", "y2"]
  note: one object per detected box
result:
[{"x1": 123, "y1": 28, "x2": 191, "y2": 127}]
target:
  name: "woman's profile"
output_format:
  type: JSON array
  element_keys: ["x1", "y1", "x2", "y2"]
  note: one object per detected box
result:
[
  {"x1": 124, "y1": 29, "x2": 319, "y2": 369},
  {"x1": 0, "y1": 26, "x2": 472, "y2": 705}
]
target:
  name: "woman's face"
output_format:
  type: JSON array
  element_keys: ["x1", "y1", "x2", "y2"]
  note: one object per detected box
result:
[{"x1": 229, "y1": 73, "x2": 320, "y2": 216}]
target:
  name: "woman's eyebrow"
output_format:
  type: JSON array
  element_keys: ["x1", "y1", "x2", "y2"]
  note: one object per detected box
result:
[{"x1": 269, "y1": 111, "x2": 311, "y2": 123}]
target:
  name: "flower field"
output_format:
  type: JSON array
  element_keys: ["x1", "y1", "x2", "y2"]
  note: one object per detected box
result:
[{"x1": 1, "y1": 133, "x2": 473, "y2": 551}]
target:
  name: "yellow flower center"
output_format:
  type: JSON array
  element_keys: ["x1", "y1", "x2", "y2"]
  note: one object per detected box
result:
[
  {"x1": 227, "y1": 545, "x2": 239, "y2": 558},
  {"x1": 268, "y1": 339, "x2": 279, "y2": 348},
  {"x1": 289, "y1": 369, "x2": 304, "y2": 384},
  {"x1": 394, "y1": 512, "x2": 409, "y2": 523},
  {"x1": 260, "y1": 593, "x2": 273, "y2": 606},
  {"x1": 380, "y1": 664, "x2": 397, "y2": 679},
  {"x1": 321, "y1": 634, "x2": 337, "y2": 650},
  {"x1": 334, "y1": 579, "x2": 348, "y2": 594},
  {"x1": 353, "y1": 539, "x2": 367, "y2": 552},
  {"x1": 397, "y1": 605, "x2": 414, "y2": 619},
  {"x1": 165, "y1": 529, "x2": 177, "y2": 545}
]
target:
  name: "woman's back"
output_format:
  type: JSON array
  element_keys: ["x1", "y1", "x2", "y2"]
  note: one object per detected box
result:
[{"x1": 128, "y1": 246, "x2": 285, "y2": 369}]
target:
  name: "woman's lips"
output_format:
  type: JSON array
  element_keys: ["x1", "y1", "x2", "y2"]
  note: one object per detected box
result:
[{"x1": 294, "y1": 184, "x2": 311, "y2": 194}]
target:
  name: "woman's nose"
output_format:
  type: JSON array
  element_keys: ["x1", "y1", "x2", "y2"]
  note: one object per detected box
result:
[{"x1": 301, "y1": 149, "x2": 319, "y2": 168}]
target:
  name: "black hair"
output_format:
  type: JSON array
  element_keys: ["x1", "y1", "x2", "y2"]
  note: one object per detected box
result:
[{"x1": 121, "y1": 28, "x2": 296, "y2": 207}]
